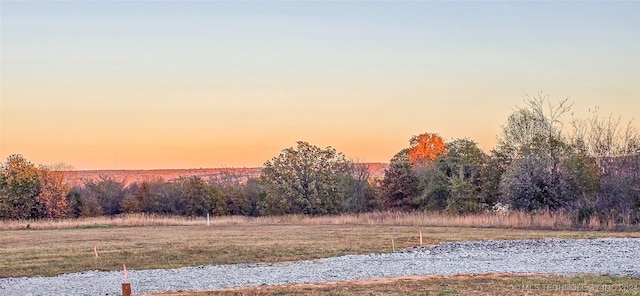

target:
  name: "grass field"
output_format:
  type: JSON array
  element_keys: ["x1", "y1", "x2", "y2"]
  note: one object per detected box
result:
[
  {"x1": 2, "y1": 219, "x2": 640, "y2": 279},
  {"x1": 3, "y1": 213, "x2": 639, "y2": 295}
]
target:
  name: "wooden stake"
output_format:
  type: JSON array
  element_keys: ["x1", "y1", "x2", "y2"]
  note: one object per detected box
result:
[
  {"x1": 392, "y1": 239, "x2": 395, "y2": 252},
  {"x1": 122, "y1": 283, "x2": 131, "y2": 296}
]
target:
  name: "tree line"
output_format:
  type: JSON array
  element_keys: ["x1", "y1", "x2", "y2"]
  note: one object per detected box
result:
[
  {"x1": 1, "y1": 94, "x2": 639, "y2": 224},
  {"x1": 0, "y1": 152, "x2": 374, "y2": 220}
]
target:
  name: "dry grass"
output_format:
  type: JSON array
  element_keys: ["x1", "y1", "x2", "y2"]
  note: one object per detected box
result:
[
  {"x1": 0, "y1": 214, "x2": 206, "y2": 230},
  {"x1": 0, "y1": 211, "x2": 632, "y2": 231},
  {"x1": 147, "y1": 274, "x2": 640, "y2": 296},
  {"x1": 2, "y1": 222, "x2": 639, "y2": 279},
  {"x1": 3, "y1": 213, "x2": 638, "y2": 295}
]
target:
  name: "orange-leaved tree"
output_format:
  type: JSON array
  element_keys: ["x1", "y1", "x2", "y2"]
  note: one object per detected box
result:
[
  {"x1": 36, "y1": 165, "x2": 72, "y2": 219},
  {"x1": 407, "y1": 133, "x2": 447, "y2": 165}
]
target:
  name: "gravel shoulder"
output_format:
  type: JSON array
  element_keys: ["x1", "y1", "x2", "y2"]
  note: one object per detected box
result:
[{"x1": 1, "y1": 238, "x2": 638, "y2": 296}]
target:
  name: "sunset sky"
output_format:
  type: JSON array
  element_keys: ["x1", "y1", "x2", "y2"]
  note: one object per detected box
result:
[{"x1": 1, "y1": 1, "x2": 639, "y2": 170}]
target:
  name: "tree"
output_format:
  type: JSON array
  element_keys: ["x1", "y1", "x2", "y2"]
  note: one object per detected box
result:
[
  {"x1": 134, "y1": 179, "x2": 161, "y2": 213},
  {"x1": 179, "y1": 176, "x2": 226, "y2": 216},
  {"x1": 439, "y1": 139, "x2": 487, "y2": 187},
  {"x1": 221, "y1": 183, "x2": 250, "y2": 216},
  {"x1": 434, "y1": 139, "x2": 487, "y2": 213},
  {"x1": 497, "y1": 92, "x2": 571, "y2": 160},
  {"x1": 155, "y1": 182, "x2": 184, "y2": 215},
  {"x1": 413, "y1": 164, "x2": 450, "y2": 211},
  {"x1": 341, "y1": 162, "x2": 380, "y2": 213},
  {"x1": 242, "y1": 178, "x2": 265, "y2": 217},
  {"x1": 570, "y1": 110, "x2": 640, "y2": 223},
  {"x1": 381, "y1": 149, "x2": 419, "y2": 211},
  {"x1": 481, "y1": 148, "x2": 511, "y2": 207},
  {"x1": 65, "y1": 185, "x2": 102, "y2": 217},
  {"x1": 564, "y1": 151, "x2": 600, "y2": 224},
  {"x1": 446, "y1": 175, "x2": 482, "y2": 214},
  {"x1": 496, "y1": 94, "x2": 594, "y2": 212},
  {"x1": 83, "y1": 174, "x2": 126, "y2": 215},
  {"x1": 35, "y1": 164, "x2": 72, "y2": 219},
  {"x1": 0, "y1": 154, "x2": 41, "y2": 219},
  {"x1": 499, "y1": 138, "x2": 578, "y2": 211},
  {"x1": 66, "y1": 187, "x2": 83, "y2": 218},
  {"x1": 260, "y1": 141, "x2": 351, "y2": 215},
  {"x1": 407, "y1": 133, "x2": 446, "y2": 166},
  {"x1": 120, "y1": 194, "x2": 142, "y2": 214},
  {"x1": 383, "y1": 133, "x2": 447, "y2": 212},
  {"x1": 210, "y1": 169, "x2": 254, "y2": 216}
]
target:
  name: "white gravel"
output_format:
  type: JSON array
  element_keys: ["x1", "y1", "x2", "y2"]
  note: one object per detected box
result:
[{"x1": 1, "y1": 238, "x2": 638, "y2": 296}]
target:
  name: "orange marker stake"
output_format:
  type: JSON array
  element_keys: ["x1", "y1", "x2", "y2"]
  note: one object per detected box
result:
[{"x1": 122, "y1": 263, "x2": 131, "y2": 296}]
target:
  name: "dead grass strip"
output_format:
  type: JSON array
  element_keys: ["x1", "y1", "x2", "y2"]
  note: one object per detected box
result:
[
  {"x1": 142, "y1": 273, "x2": 640, "y2": 296},
  {"x1": 1, "y1": 211, "x2": 636, "y2": 232}
]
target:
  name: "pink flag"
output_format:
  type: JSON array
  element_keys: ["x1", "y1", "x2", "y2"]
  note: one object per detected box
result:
[
  {"x1": 123, "y1": 264, "x2": 128, "y2": 282},
  {"x1": 419, "y1": 230, "x2": 423, "y2": 246},
  {"x1": 94, "y1": 246, "x2": 99, "y2": 258}
]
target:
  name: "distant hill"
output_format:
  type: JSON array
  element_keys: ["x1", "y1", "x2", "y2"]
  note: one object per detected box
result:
[{"x1": 62, "y1": 163, "x2": 388, "y2": 187}]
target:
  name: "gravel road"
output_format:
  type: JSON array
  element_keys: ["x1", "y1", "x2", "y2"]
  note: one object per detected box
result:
[{"x1": 1, "y1": 238, "x2": 638, "y2": 296}]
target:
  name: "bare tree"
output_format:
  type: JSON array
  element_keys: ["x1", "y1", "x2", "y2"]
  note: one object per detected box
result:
[
  {"x1": 570, "y1": 109, "x2": 640, "y2": 223},
  {"x1": 570, "y1": 108, "x2": 640, "y2": 159},
  {"x1": 496, "y1": 93, "x2": 595, "y2": 212},
  {"x1": 498, "y1": 92, "x2": 572, "y2": 158}
]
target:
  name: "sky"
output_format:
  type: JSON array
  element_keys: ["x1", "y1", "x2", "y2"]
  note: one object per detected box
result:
[{"x1": 1, "y1": 1, "x2": 639, "y2": 170}]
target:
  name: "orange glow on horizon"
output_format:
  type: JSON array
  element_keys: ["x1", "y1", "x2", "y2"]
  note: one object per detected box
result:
[{"x1": 2, "y1": 2, "x2": 637, "y2": 170}]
